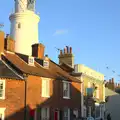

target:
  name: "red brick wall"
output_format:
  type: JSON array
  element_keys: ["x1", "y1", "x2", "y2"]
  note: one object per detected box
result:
[
  {"x1": 0, "y1": 79, "x2": 25, "y2": 120},
  {"x1": 26, "y1": 75, "x2": 81, "y2": 109},
  {"x1": 27, "y1": 75, "x2": 81, "y2": 120},
  {"x1": 0, "y1": 75, "x2": 81, "y2": 120}
]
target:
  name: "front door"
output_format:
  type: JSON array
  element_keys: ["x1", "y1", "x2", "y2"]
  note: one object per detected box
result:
[{"x1": 54, "y1": 110, "x2": 59, "y2": 120}]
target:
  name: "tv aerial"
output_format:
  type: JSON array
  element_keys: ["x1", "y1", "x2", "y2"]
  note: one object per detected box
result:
[{"x1": 54, "y1": 47, "x2": 62, "y2": 52}]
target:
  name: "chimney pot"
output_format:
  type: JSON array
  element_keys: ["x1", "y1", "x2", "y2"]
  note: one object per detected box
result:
[
  {"x1": 66, "y1": 46, "x2": 69, "y2": 53},
  {"x1": 64, "y1": 47, "x2": 67, "y2": 54},
  {"x1": 32, "y1": 43, "x2": 45, "y2": 59},
  {"x1": 70, "y1": 47, "x2": 72, "y2": 54},
  {"x1": 111, "y1": 78, "x2": 114, "y2": 83},
  {"x1": 109, "y1": 79, "x2": 112, "y2": 83},
  {"x1": 4, "y1": 35, "x2": 15, "y2": 52},
  {"x1": 60, "y1": 50, "x2": 62, "y2": 55}
]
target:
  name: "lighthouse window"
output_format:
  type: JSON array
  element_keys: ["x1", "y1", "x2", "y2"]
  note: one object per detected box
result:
[{"x1": 18, "y1": 23, "x2": 21, "y2": 29}]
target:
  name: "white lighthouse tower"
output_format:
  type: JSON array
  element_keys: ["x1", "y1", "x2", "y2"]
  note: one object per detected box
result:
[{"x1": 9, "y1": 0, "x2": 40, "y2": 55}]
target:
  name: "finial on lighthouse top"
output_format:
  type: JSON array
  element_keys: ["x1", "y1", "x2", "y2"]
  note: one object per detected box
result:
[{"x1": 15, "y1": 0, "x2": 36, "y2": 13}]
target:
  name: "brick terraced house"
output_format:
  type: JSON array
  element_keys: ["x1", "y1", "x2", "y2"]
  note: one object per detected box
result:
[{"x1": 0, "y1": 31, "x2": 82, "y2": 120}]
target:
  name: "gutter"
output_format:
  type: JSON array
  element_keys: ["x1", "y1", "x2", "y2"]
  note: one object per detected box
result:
[{"x1": 24, "y1": 74, "x2": 27, "y2": 120}]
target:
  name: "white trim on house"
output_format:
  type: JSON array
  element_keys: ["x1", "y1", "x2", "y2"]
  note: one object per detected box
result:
[
  {"x1": 41, "y1": 78, "x2": 50, "y2": 98},
  {"x1": 28, "y1": 56, "x2": 35, "y2": 66},
  {"x1": 63, "y1": 81, "x2": 70, "y2": 99},
  {"x1": 95, "y1": 103, "x2": 101, "y2": 119},
  {"x1": 63, "y1": 108, "x2": 70, "y2": 120},
  {"x1": 41, "y1": 107, "x2": 50, "y2": 120},
  {"x1": 0, "y1": 108, "x2": 6, "y2": 120},
  {"x1": 0, "y1": 80, "x2": 5, "y2": 100}
]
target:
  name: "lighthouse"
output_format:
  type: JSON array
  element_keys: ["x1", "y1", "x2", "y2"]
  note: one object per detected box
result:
[{"x1": 9, "y1": 0, "x2": 40, "y2": 56}]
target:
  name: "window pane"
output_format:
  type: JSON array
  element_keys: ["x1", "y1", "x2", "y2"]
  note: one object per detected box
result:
[
  {"x1": 63, "y1": 108, "x2": 69, "y2": 120},
  {"x1": 42, "y1": 79, "x2": 49, "y2": 97},
  {"x1": 46, "y1": 80, "x2": 49, "y2": 96},
  {"x1": 63, "y1": 82, "x2": 70, "y2": 98},
  {"x1": 0, "y1": 89, "x2": 3, "y2": 97},
  {"x1": 42, "y1": 80, "x2": 46, "y2": 97},
  {"x1": 95, "y1": 106, "x2": 100, "y2": 118},
  {"x1": 41, "y1": 108, "x2": 49, "y2": 120},
  {"x1": 0, "y1": 83, "x2": 3, "y2": 89}
]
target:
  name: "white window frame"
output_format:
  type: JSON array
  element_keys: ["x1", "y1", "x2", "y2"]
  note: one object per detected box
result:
[
  {"x1": 28, "y1": 56, "x2": 34, "y2": 66},
  {"x1": 0, "y1": 108, "x2": 6, "y2": 120},
  {"x1": 73, "y1": 109, "x2": 79, "y2": 118},
  {"x1": 95, "y1": 103, "x2": 101, "y2": 119},
  {"x1": 0, "y1": 80, "x2": 5, "y2": 100},
  {"x1": 43, "y1": 60, "x2": 49, "y2": 68},
  {"x1": 83, "y1": 106, "x2": 86, "y2": 118},
  {"x1": 96, "y1": 85, "x2": 99, "y2": 99},
  {"x1": 63, "y1": 108, "x2": 70, "y2": 120},
  {"x1": 63, "y1": 81, "x2": 70, "y2": 99},
  {"x1": 88, "y1": 82, "x2": 91, "y2": 88},
  {"x1": 41, "y1": 78, "x2": 50, "y2": 98},
  {"x1": 41, "y1": 107, "x2": 49, "y2": 120}
]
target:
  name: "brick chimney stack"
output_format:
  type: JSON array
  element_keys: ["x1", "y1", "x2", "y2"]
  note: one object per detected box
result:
[
  {"x1": 58, "y1": 46, "x2": 74, "y2": 68},
  {"x1": 0, "y1": 31, "x2": 5, "y2": 58},
  {"x1": 32, "y1": 43, "x2": 45, "y2": 59},
  {"x1": 105, "y1": 78, "x2": 115, "y2": 90},
  {"x1": 4, "y1": 34, "x2": 15, "y2": 52}
]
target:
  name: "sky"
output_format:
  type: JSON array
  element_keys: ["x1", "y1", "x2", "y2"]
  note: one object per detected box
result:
[{"x1": 1, "y1": 0, "x2": 120, "y2": 82}]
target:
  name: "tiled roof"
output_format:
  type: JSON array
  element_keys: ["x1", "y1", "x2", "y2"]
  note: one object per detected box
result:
[
  {"x1": 105, "y1": 87, "x2": 118, "y2": 97},
  {"x1": 1, "y1": 51, "x2": 81, "y2": 82},
  {"x1": 0, "y1": 60, "x2": 23, "y2": 80}
]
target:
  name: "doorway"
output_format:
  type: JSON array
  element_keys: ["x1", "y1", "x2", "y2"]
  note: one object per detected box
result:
[{"x1": 54, "y1": 110, "x2": 59, "y2": 120}]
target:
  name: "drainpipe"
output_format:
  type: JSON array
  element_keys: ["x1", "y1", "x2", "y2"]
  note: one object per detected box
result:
[{"x1": 24, "y1": 74, "x2": 28, "y2": 120}]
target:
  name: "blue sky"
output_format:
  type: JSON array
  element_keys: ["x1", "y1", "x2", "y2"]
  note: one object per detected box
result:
[{"x1": 1, "y1": 0, "x2": 120, "y2": 82}]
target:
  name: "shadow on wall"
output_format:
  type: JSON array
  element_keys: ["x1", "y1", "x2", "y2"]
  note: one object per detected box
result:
[
  {"x1": 105, "y1": 94, "x2": 120, "y2": 120},
  {"x1": 5, "y1": 79, "x2": 82, "y2": 120}
]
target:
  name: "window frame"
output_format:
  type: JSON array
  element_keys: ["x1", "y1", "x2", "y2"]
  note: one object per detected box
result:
[
  {"x1": 0, "y1": 108, "x2": 6, "y2": 120},
  {"x1": 73, "y1": 109, "x2": 79, "y2": 118},
  {"x1": 63, "y1": 81, "x2": 70, "y2": 99},
  {"x1": 88, "y1": 82, "x2": 91, "y2": 88},
  {"x1": 96, "y1": 85, "x2": 99, "y2": 99},
  {"x1": 41, "y1": 78, "x2": 50, "y2": 98},
  {"x1": 63, "y1": 108, "x2": 70, "y2": 120},
  {"x1": 28, "y1": 56, "x2": 34, "y2": 66},
  {"x1": 95, "y1": 103, "x2": 101, "y2": 119},
  {"x1": 41, "y1": 107, "x2": 50, "y2": 120},
  {"x1": 0, "y1": 80, "x2": 5, "y2": 100},
  {"x1": 43, "y1": 60, "x2": 49, "y2": 68}
]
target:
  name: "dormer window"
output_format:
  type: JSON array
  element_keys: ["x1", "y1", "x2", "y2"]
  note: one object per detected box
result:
[
  {"x1": 43, "y1": 55, "x2": 49, "y2": 68},
  {"x1": 43, "y1": 60, "x2": 49, "y2": 68},
  {"x1": 28, "y1": 56, "x2": 34, "y2": 66}
]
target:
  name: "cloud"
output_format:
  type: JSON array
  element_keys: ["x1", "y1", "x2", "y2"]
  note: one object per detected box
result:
[{"x1": 53, "y1": 29, "x2": 68, "y2": 36}]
